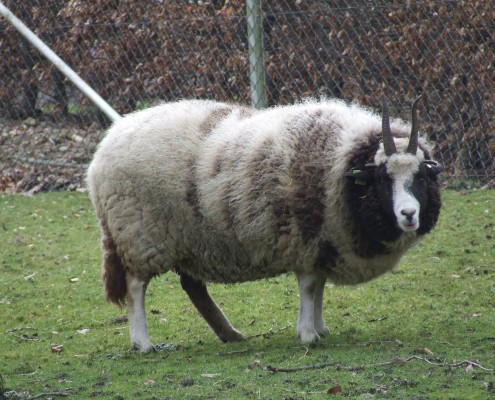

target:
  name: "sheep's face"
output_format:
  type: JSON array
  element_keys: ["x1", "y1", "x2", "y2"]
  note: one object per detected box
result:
[
  {"x1": 347, "y1": 152, "x2": 443, "y2": 234},
  {"x1": 378, "y1": 154, "x2": 441, "y2": 233}
]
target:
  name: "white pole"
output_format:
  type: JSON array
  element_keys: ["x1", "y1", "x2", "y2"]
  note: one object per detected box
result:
[{"x1": 0, "y1": 1, "x2": 122, "y2": 122}]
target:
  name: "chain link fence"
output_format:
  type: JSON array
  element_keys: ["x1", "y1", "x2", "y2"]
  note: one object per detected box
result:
[{"x1": 1, "y1": 0, "x2": 494, "y2": 193}]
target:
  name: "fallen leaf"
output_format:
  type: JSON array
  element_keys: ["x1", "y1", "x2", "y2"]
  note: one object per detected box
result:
[
  {"x1": 51, "y1": 344, "x2": 64, "y2": 353},
  {"x1": 144, "y1": 379, "x2": 155, "y2": 385},
  {"x1": 77, "y1": 328, "x2": 90, "y2": 335},
  {"x1": 327, "y1": 385, "x2": 343, "y2": 394}
]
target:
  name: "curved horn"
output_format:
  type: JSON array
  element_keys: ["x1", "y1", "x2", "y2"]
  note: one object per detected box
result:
[
  {"x1": 382, "y1": 96, "x2": 396, "y2": 156},
  {"x1": 406, "y1": 95, "x2": 422, "y2": 154}
]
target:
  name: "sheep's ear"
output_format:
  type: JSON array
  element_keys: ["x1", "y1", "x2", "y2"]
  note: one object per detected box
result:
[
  {"x1": 346, "y1": 165, "x2": 376, "y2": 185},
  {"x1": 423, "y1": 160, "x2": 443, "y2": 177}
]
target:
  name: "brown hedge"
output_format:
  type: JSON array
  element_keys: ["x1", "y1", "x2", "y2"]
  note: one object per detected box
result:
[{"x1": 1, "y1": 0, "x2": 494, "y2": 186}]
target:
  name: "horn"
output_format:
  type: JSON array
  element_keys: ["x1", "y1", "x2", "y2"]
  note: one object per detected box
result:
[
  {"x1": 406, "y1": 95, "x2": 422, "y2": 154},
  {"x1": 382, "y1": 96, "x2": 396, "y2": 156}
]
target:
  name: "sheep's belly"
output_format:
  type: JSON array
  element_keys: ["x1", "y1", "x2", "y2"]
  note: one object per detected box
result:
[
  {"x1": 179, "y1": 258, "x2": 290, "y2": 284},
  {"x1": 324, "y1": 250, "x2": 408, "y2": 285}
]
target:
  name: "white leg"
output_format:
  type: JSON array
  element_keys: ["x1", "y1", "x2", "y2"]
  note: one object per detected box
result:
[
  {"x1": 314, "y1": 274, "x2": 330, "y2": 336},
  {"x1": 126, "y1": 271, "x2": 155, "y2": 353},
  {"x1": 296, "y1": 272, "x2": 320, "y2": 344}
]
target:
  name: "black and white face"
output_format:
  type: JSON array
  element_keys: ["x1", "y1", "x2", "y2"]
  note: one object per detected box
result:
[
  {"x1": 380, "y1": 154, "x2": 425, "y2": 232},
  {"x1": 371, "y1": 154, "x2": 442, "y2": 233},
  {"x1": 347, "y1": 151, "x2": 443, "y2": 240}
]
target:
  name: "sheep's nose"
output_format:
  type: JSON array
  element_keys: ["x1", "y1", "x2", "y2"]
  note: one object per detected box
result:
[{"x1": 401, "y1": 208, "x2": 416, "y2": 222}]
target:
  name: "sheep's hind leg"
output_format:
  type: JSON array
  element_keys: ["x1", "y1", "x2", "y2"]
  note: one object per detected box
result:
[
  {"x1": 179, "y1": 272, "x2": 245, "y2": 342},
  {"x1": 126, "y1": 271, "x2": 155, "y2": 353}
]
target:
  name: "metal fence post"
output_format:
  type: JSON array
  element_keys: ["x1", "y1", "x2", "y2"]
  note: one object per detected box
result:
[
  {"x1": 246, "y1": 0, "x2": 267, "y2": 109},
  {"x1": 0, "y1": 0, "x2": 121, "y2": 123}
]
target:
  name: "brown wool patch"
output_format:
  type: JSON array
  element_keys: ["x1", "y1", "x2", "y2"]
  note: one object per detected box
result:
[
  {"x1": 185, "y1": 157, "x2": 202, "y2": 218},
  {"x1": 210, "y1": 142, "x2": 228, "y2": 178},
  {"x1": 288, "y1": 111, "x2": 334, "y2": 243},
  {"x1": 347, "y1": 130, "x2": 382, "y2": 168},
  {"x1": 315, "y1": 241, "x2": 340, "y2": 270},
  {"x1": 238, "y1": 106, "x2": 255, "y2": 119},
  {"x1": 245, "y1": 136, "x2": 286, "y2": 226},
  {"x1": 219, "y1": 130, "x2": 253, "y2": 229},
  {"x1": 221, "y1": 181, "x2": 236, "y2": 230},
  {"x1": 199, "y1": 106, "x2": 233, "y2": 136}
]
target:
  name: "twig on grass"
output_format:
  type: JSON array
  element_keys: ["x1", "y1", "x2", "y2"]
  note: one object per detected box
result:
[
  {"x1": 18, "y1": 370, "x2": 39, "y2": 377},
  {"x1": 265, "y1": 356, "x2": 493, "y2": 373},
  {"x1": 25, "y1": 391, "x2": 72, "y2": 399},
  {"x1": 450, "y1": 360, "x2": 494, "y2": 372},
  {"x1": 5, "y1": 326, "x2": 34, "y2": 333},
  {"x1": 246, "y1": 323, "x2": 293, "y2": 340},
  {"x1": 404, "y1": 356, "x2": 443, "y2": 366},
  {"x1": 266, "y1": 356, "x2": 408, "y2": 373}
]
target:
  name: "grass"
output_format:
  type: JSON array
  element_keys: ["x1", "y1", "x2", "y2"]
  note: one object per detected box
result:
[{"x1": 0, "y1": 190, "x2": 494, "y2": 399}]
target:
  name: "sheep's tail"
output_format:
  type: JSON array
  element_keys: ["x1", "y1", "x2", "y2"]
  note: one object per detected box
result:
[{"x1": 101, "y1": 223, "x2": 127, "y2": 307}]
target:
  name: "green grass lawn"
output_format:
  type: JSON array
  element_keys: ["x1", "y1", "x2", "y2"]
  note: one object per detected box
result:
[{"x1": 1, "y1": 190, "x2": 494, "y2": 399}]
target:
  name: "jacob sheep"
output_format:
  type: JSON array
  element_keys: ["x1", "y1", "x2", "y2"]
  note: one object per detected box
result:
[{"x1": 87, "y1": 97, "x2": 443, "y2": 352}]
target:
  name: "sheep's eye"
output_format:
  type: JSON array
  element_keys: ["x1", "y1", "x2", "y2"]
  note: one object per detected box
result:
[
  {"x1": 416, "y1": 172, "x2": 427, "y2": 182},
  {"x1": 377, "y1": 176, "x2": 389, "y2": 185}
]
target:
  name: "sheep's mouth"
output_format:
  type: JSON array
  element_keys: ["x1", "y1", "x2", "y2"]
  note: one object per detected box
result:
[{"x1": 400, "y1": 222, "x2": 419, "y2": 232}]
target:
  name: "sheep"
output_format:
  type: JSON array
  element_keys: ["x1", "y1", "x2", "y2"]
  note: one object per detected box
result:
[{"x1": 87, "y1": 96, "x2": 443, "y2": 352}]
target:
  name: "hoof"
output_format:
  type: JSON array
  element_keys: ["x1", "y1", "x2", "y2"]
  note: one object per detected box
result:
[
  {"x1": 219, "y1": 328, "x2": 246, "y2": 343},
  {"x1": 316, "y1": 324, "x2": 330, "y2": 336},
  {"x1": 298, "y1": 328, "x2": 321, "y2": 345},
  {"x1": 132, "y1": 340, "x2": 156, "y2": 353}
]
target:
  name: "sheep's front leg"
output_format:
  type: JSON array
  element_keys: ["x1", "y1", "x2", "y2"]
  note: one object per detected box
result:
[
  {"x1": 179, "y1": 272, "x2": 245, "y2": 343},
  {"x1": 126, "y1": 271, "x2": 155, "y2": 353},
  {"x1": 296, "y1": 271, "x2": 328, "y2": 344}
]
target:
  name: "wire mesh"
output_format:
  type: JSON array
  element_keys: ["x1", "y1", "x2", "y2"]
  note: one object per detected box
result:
[{"x1": 1, "y1": 0, "x2": 494, "y2": 193}]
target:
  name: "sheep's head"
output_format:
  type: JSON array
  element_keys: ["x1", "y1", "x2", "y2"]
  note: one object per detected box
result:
[{"x1": 346, "y1": 96, "x2": 443, "y2": 234}]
